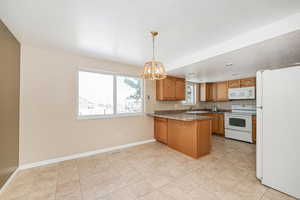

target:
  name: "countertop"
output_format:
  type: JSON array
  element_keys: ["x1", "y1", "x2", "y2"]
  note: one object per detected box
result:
[
  {"x1": 148, "y1": 113, "x2": 214, "y2": 121},
  {"x1": 152, "y1": 109, "x2": 256, "y2": 116}
]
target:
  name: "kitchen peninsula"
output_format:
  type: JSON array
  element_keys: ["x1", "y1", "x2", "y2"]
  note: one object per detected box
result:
[{"x1": 150, "y1": 112, "x2": 213, "y2": 158}]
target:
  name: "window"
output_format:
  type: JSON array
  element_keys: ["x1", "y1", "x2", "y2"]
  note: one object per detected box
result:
[
  {"x1": 185, "y1": 82, "x2": 196, "y2": 104},
  {"x1": 78, "y1": 70, "x2": 143, "y2": 118},
  {"x1": 117, "y1": 76, "x2": 143, "y2": 114}
]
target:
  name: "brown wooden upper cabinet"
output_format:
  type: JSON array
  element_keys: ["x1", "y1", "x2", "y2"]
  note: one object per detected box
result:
[
  {"x1": 200, "y1": 81, "x2": 228, "y2": 102},
  {"x1": 175, "y1": 78, "x2": 185, "y2": 100},
  {"x1": 156, "y1": 76, "x2": 185, "y2": 100},
  {"x1": 240, "y1": 77, "x2": 256, "y2": 87},
  {"x1": 228, "y1": 79, "x2": 241, "y2": 88},
  {"x1": 200, "y1": 83, "x2": 217, "y2": 101},
  {"x1": 216, "y1": 81, "x2": 228, "y2": 101}
]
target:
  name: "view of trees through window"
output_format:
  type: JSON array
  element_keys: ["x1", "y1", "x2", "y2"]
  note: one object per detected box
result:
[
  {"x1": 185, "y1": 82, "x2": 195, "y2": 104},
  {"x1": 117, "y1": 76, "x2": 142, "y2": 113},
  {"x1": 78, "y1": 71, "x2": 143, "y2": 117}
]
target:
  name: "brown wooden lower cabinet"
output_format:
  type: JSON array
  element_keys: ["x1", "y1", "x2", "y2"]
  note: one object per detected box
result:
[
  {"x1": 154, "y1": 117, "x2": 168, "y2": 144},
  {"x1": 217, "y1": 113, "x2": 225, "y2": 136},
  {"x1": 167, "y1": 119, "x2": 212, "y2": 158},
  {"x1": 199, "y1": 113, "x2": 224, "y2": 136},
  {"x1": 252, "y1": 115, "x2": 256, "y2": 143}
]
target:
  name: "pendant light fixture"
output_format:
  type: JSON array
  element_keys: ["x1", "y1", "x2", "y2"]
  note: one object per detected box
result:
[{"x1": 141, "y1": 31, "x2": 167, "y2": 80}]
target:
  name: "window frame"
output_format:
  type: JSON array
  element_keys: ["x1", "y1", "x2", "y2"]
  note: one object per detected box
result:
[
  {"x1": 183, "y1": 81, "x2": 197, "y2": 105},
  {"x1": 76, "y1": 68, "x2": 144, "y2": 120}
]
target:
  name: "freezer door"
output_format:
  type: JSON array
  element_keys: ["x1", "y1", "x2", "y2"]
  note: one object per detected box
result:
[{"x1": 262, "y1": 66, "x2": 300, "y2": 198}]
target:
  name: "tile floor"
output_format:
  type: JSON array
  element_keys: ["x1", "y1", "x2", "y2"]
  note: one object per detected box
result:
[{"x1": 0, "y1": 136, "x2": 296, "y2": 200}]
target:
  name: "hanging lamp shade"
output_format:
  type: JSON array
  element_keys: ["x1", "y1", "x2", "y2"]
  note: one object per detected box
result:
[
  {"x1": 141, "y1": 32, "x2": 167, "y2": 80},
  {"x1": 141, "y1": 61, "x2": 167, "y2": 80}
]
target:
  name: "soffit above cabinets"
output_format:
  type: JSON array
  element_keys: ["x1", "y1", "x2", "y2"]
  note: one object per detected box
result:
[{"x1": 169, "y1": 30, "x2": 300, "y2": 83}]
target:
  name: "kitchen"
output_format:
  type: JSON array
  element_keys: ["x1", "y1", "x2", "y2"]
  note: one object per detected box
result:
[
  {"x1": 150, "y1": 76, "x2": 257, "y2": 158},
  {"x1": 1, "y1": 1, "x2": 300, "y2": 200}
]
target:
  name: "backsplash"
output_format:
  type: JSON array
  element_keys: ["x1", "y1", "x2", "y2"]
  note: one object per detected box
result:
[
  {"x1": 198, "y1": 100, "x2": 256, "y2": 110},
  {"x1": 153, "y1": 99, "x2": 256, "y2": 111}
]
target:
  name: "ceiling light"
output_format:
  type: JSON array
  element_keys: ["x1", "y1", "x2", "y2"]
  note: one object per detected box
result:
[
  {"x1": 141, "y1": 32, "x2": 167, "y2": 80},
  {"x1": 225, "y1": 63, "x2": 233, "y2": 67}
]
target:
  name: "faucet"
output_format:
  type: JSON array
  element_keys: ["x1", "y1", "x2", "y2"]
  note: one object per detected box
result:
[{"x1": 212, "y1": 104, "x2": 218, "y2": 112}]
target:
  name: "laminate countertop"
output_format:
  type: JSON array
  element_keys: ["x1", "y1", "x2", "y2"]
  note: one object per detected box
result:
[{"x1": 148, "y1": 113, "x2": 214, "y2": 121}]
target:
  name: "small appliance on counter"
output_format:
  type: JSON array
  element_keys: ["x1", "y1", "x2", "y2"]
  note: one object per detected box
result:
[{"x1": 225, "y1": 104, "x2": 256, "y2": 143}]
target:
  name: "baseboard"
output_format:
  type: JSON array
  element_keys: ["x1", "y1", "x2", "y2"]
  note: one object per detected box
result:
[
  {"x1": 0, "y1": 168, "x2": 20, "y2": 195},
  {"x1": 20, "y1": 139, "x2": 155, "y2": 170}
]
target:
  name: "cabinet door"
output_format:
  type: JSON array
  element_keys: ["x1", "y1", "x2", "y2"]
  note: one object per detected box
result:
[
  {"x1": 175, "y1": 78, "x2": 185, "y2": 100},
  {"x1": 207, "y1": 83, "x2": 217, "y2": 101},
  {"x1": 217, "y1": 113, "x2": 225, "y2": 136},
  {"x1": 168, "y1": 120, "x2": 198, "y2": 158},
  {"x1": 163, "y1": 77, "x2": 176, "y2": 99},
  {"x1": 200, "y1": 83, "x2": 216, "y2": 102},
  {"x1": 200, "y1": 113, "x2": 218, "y2": 133},
  {"x1": 199, "y1": 83, "x2": 207, "y2": 101},
  {"x1": 211, "y1": 113, "x2": 219, "y2": 133},
  {"x1": 154, "y1": 118, "x2": 168, "y2": 144},
  {"x1": 156, "y1": 76, "x2": 180, "y2": 100},
  {"x1": 228, "y1": 80, "x2": 240, "y2": 88},
  {"x1": 197, "y1": 119, "x2": 212, "y2": 157},
  {"x1": 206, "y1": 84, "x2": 213, "y2": 101},
  {"x1": 211, "y1": 83, "x2": 218, "y2": 101},
  {"x1": 216, "y1": 81, "x2": 228, "y2": 101},
  {"x1": 240, "y1": 77, "x2": 256, "y2": 87},
  {"x1": 252, "y1": 115, "x2": 256, "y2": 143}
]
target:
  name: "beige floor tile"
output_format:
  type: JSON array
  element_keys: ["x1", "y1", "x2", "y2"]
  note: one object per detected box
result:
[
  {"x1": 261, "y1": 188, "x2": 297, "y2": 200},
  {"x1": 56, "y1": 191, "x2": 82, "y2": 200},
  {"x1": 101, "y1": 186, "x2": 137, "y2": 200},
  {"x1": 57, "y1": 166, "x2": 79, "y2": 184},
  {"x1": 1, "y1": 182, "x2": 32, "y2": 199},
  {"x1": 189, "y1": 187, "x2": 219, "y2": 200},
  {"x1": 233, "y1": 180, "x2": 267, "y2": 200},
  {"x1": 159, "y1": 183, "x2": 191, "y2": 200},
  {"x1": 27, "y1": 190, "x2": 55, "y2": 200},
  {"x1": 146, "y1": 174, "x2": 173, "y2": 189},
  {"x1": 127, "y1": 180, "x2": 156, "y2": 198},
  {"x1": 138, "y1": 191, "x2": 175, "y2": 200},
  {"x1": 2, "y1": 194, "x2": 29, "y2": 200},
  {"x1": 1, "y1": 136, "x2": 294, "y2": 200},
  {"x1": 56, "y1": 180, "x2": 81, "y2": 197}
]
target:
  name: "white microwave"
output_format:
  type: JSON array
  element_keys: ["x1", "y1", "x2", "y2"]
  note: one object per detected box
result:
[{"x1": 228, "y1": 87, "x2": 255, "y2": 100}]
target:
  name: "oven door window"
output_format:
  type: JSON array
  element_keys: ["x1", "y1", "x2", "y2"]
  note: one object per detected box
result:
[{"x1": 229, "y1": 118, "x2": 246, "y2": 127}]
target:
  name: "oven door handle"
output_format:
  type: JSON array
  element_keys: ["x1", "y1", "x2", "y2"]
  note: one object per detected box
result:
[{"x1": 227, "y1": 115, "x2": 251, "y2": 119}]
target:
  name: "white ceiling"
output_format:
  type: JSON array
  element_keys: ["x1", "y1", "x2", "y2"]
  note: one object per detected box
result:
[
  {"x1": 1, "y1": 0, "x2": 300, "y2": 69},
  {"x1": 169, "y1": 30, "x2": 300, "y2": 82}
]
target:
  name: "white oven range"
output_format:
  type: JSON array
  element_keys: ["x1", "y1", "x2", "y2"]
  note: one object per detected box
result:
[{"x1": 225, "y1": 105, "x2": 256, "y2": 143}]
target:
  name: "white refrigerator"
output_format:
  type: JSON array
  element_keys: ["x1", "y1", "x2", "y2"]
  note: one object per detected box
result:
[{"x1": 256, "y1": 66, "x2": 300, "y2": 199}]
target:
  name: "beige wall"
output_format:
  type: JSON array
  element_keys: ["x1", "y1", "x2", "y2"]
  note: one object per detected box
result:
[
  {"x1": 20, "y1": 45, "x2": 153, "y2": 165},
  {"x1": 0, "y1": 20, "x2": 20, "y2": 188}
]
